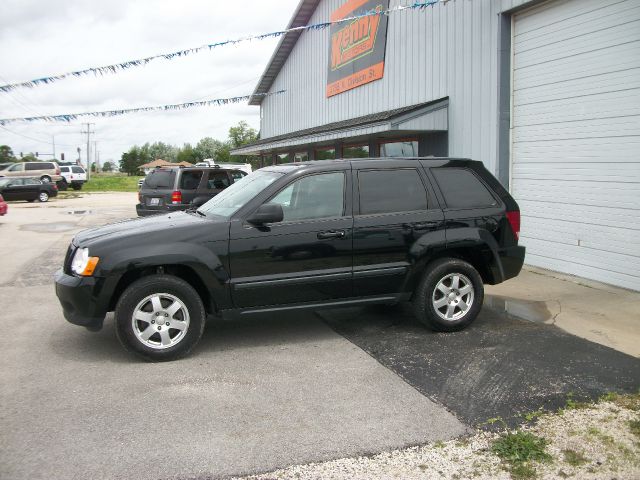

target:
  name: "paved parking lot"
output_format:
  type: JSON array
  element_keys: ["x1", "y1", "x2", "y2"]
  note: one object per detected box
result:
[{"x1": 1, "y1": 193, "x2": 639, "y2": 480}]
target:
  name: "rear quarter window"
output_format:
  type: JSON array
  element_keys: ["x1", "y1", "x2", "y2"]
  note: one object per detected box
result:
[
  {"x1": 144, "y1": 170, "x2": 176, "y2": 189},
  {"x1": 432, "y1": 168, "x2": 497, "y2": 208}
]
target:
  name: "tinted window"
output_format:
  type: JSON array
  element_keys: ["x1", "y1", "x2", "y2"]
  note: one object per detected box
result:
[
  {"x1": 230, "y1": 171, "x2": 247, "y2": 182},
  {"x1": 358, "y1": 169, "x2": 428, "y2": 215},
  {"x1": 432, "y1": 168, "x2": 497, "y2": 208},
  {"x1": 204, "y1": 171, "x2": 230, "y2": 190},
  {"x1": 71, "y1": 166, "x2": 84, "y2": 173},
  {"x1": 144, "y1": 170, "x2": 176, "y2": 189},
  {"x1": 269, "y1": 172, "x2": 345, "y2": 221},
  {"x1": 60, "y1": 167, "x2": 69, "y2": 172},
  {"x1": 179, "y1": 170, "x2": 203, "y2": 190},
  {"x1": 25, "y1": 162, "x2": 52, "y2": 170}
]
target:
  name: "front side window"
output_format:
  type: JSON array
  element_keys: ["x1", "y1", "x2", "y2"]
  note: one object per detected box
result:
[
  {"x1": 9, "y1": 178, "x2": 25, "y2": 186},
  {"x1": 9, "y1": 163, "x2": 24, "y2": 172},
  {"x1": 432, "y1": 168, "x2": 497, "y2": 209},
  {"x1": 205, "y1": 171, "x2": 230, "y2": 190},
  {"x1": 379, "y1": 140, "x2": 418, "y2": 157},
  {"x1": 25, "y1": 178, "x2": 41, "y2": 185},
  {"x1": 179, "y1": 170, "x2": 203, "y2": 190},
  {"x1": 269, "y1": 172, "x2": 345, "y2": 221},
  {"x1": 358, "y1": 169, "x2": 428, "y2": 215}
]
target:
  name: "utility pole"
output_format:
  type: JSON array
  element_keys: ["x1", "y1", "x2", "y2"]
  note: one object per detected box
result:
[
  {"x1": 81, "y1": 123, "x2": 95, "y2": 180},
  {"x1": 93, "y1": 141, "x2": 99, "y2": 174},
  {"x1": 52, "y1": 135, "x2": 56, "y2": 160}
]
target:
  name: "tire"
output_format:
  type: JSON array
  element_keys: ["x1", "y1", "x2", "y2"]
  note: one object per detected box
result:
[
  {"x1": 115, "y1": 274, "x2": 206, "y2": 361},
  {"x1": 38, "y1": 191, "x2": 49, "y2": 202},
  {"x1": 413, "y1": 258, "x2": 484, "y2": 332},
  {"x1": 71, "y1": 183, "x2": 82, "y2": 191},
  {"x1": 40, "y1": 175, "x2": 51, "y2": 183},
  {"x1": 58, "y1": 180, "x2": 68, "y2": 191}
]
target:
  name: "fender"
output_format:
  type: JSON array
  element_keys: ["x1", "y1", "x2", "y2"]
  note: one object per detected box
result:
[
  {"x1": 445, "y1": 227, "x2": 505, "y2": 284},
  {"x1": 96, "y1": 241, "x2": 231, "y2": 312}
]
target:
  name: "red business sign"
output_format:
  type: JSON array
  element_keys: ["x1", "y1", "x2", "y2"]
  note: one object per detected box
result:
[{"x1": 327, "y1": 0, "x2": 389, "y2": 98}]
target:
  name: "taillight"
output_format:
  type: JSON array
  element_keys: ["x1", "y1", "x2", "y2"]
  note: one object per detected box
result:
[
  {"x1": 506, "y1": 211, "x2": 520, "y2": 240},
  {"x1": 52, "y1": 184, "x2": 58, "y2": 191},
  {"x1": 138, "y1": 191, "x2": 142, "y2": 203},
  {"x1": 171, "y1": 191, "x2": 182, "y2": 204},
  {"x1": 55, "y1": 167, "x2": 61, "y2": 175}
]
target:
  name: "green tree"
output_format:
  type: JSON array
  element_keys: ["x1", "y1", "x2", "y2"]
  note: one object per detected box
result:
[
  {"x1": 176, "y1": 143, "x2": 198, "y2": 164},
  {"x1": 0, "y1": 145, "x2": 16, "y2": 162},
  {"x1": 228, "y1": 121, "x2": 260, "y2": 168},
  {"x1": 21, "y1": 153, "x2": 38, "y2": 162},
  {"x1": 120, "y1": 146, "x2": 150, "y2": 176},
  {"x1": 102, "y1": 161, "x2": 114, "y2": 172},
  {"x1": 145, "y1": 142, "x2": 178, "y2": 163},
  {"x1": 194, "y1": 137, "x2": 230, "y2": 162}
]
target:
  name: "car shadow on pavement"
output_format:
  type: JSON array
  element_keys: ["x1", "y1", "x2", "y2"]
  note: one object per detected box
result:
[
  {"x1": 51, "y1": 311, "x2": 340, "y2": 363},
  {"x1": 318, "y1": 302, "x2": 640, "y2": 428}
]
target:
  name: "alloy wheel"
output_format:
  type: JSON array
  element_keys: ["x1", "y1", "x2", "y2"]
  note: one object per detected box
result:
[
  {"x1": 131, "y1": 293, "x2": 190, "y2": 349},
  {"x1": 431, "y1": 273, "x2": 474, "y2": 321}
]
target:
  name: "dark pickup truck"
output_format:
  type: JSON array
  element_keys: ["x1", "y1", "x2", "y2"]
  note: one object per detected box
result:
[{"x1": 55, "y1": 158, "x2": 525, "y2": 361}]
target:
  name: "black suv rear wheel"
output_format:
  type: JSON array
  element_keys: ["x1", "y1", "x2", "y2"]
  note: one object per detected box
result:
[
  {"x1": 114, "y1": 275, "x2": 206, "y2": 361},
  {"x1": 413, "y1": 258, "x2": 484, "y2": 332}
]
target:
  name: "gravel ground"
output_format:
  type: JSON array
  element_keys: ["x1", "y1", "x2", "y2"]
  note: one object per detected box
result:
[{"x1": 237, "y1": 395, "x2": 640, "y2": 480}]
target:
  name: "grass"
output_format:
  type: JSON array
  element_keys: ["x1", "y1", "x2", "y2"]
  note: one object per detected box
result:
[
  {"x1": 81, "y1": 174, "x2": 143, "y2": 192},
  {"x1": 562, "y1": 449, "x2": 588, "y2": 466},
  {"x1": 628, "y1": 418, "x2": 640, "y2": 439},
  {"x1": 492, "y1": 431, "x2": 552, "y2": 479}
]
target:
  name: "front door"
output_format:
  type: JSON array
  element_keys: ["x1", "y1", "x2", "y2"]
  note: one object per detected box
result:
[{"x1": 229, "y1": 169, "x2": 353, "y2": 308}]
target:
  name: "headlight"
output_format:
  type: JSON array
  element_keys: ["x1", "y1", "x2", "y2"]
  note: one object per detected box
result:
[{"x1": 71, "y1": 247, "x2": 100, "y2": 276}]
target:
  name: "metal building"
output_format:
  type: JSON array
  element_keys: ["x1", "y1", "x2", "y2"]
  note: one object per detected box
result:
[{"x1": 233, "y1": 0, "x2": 640, "y2": 291}]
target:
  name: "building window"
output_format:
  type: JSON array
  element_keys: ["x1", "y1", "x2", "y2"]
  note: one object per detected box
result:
[
  {"x1": 294, "y1": 152, "x2": 308, "y2": 162},
  {"x1": 342, "y1": 144, "x2": 369, "y2": 158},
  {"x1": 276, "y1": 153, "x2": 291, "y2": 164},
  {"x1": 315, "y1": 148, "x2": 335, "y2": 160},
  {"x1": 379, "y1": 139, "x2": 418, "y2": 157}
]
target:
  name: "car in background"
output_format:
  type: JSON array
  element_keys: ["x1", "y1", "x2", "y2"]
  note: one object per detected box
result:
[
  {"x1": 136, "y1": 165, "x2": 248, "y2": 216},
  {"x1": 59, "y1": 165, "x2": 87, "y2": 191},
  {"x1": 0, "y1": 177, "x2": 58, "y2": 202},
  {"x1": 0, "y1": 161, "x2": 62, "y2": 183},
  {"x1": 195, "y1": 159, "x2": 252, "y2": 175},
  {"x1": 0, "y1": 194, "x2": 7, "y2": 216}
]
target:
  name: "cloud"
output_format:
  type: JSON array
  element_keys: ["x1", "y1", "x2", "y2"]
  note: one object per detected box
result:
[{"x1": 0, "y1": 0, "x2": 300, "y2": 163}]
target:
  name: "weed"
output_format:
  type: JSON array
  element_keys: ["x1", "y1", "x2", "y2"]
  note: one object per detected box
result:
[
  {"x1": 565, "y1": 392, "x2": 590, "y2": 410},
  {"x1": 523, "y1": 408, "x2": 545, "y2": 423},
  {"x1": 433, "y1": 440, "x2": 446, "y2": 449},
  {"x1": 510, "y1": 462, "x2": 538, "y2": 479},
  {"x1": 610, "y1": 391, "x2": 640, "y2": 411},
  {"x1": 630, "y1": 418, "x2": 640, "y2": 439},
  {"x1": 492, "y1": 431, "x2": 551, "y2": 463},
  {"x1": 562, "y1": 449, "x2": 588, "y2": 466}
]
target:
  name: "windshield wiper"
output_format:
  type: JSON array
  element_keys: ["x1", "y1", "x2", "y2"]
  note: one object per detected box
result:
[{"x1": 194, "y1": 209, "x2": 206, "y2": 217}]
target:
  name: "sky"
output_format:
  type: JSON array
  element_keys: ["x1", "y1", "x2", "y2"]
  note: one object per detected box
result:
[{"x1": 0, "y1": 0, "x2": 300, "y2": 165}]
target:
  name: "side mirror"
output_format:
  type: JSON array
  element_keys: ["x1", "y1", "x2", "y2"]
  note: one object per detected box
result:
[
  {"x1": 247, "y1": 203, "x2": 284, "y2": 225},
  {"x1": 190, "y1": 197, "x2": 209, "y2": 208}
]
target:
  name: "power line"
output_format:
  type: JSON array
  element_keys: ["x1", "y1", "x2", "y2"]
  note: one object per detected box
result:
[
  {"x1": 0, "y1": 124, "x2": 79, "y2": 147},
  {"x1": 0, "y1": 0, "x2": 441, "y2": 93}
]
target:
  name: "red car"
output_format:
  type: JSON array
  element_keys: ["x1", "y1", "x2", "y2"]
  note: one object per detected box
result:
[{"x1": 0, "y1": 193, "x2": 7, "y2": 216}]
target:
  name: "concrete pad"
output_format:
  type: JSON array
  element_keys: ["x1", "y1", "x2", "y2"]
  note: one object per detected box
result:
[
  {"x1": 320, "y1": 305, "x2": 640, "y2": 428},
  {"x1": 486, "y1": 267, "x2": 640, "y2": 357}
]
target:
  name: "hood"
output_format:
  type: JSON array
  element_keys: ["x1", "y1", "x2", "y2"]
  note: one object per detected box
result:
[{"x1": 74, "y1": 211, "x2": 228, "y2": 247}]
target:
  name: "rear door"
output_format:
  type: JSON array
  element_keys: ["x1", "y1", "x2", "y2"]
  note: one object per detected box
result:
[
  {"x1": 352, "y1": 163, "x2": 445, "y2": 296},
  {"x1": 141, "y1": 169, "x2": 176, "y2": 209},
  {"x1": 199, "y1": 170, "x2": 231, "y2": 202},
  {"x1": 229, "y1": 167, "x2": 353, "y2": 308}
]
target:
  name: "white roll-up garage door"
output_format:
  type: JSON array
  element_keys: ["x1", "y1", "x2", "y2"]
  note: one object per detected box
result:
[{"x1": 511, "y1": 0, "x2": 640, "y2": 291}]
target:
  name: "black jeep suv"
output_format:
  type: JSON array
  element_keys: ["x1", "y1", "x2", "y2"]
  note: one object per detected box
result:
[
  {"x1": 136, "y1": 165, "x2": 248, "y2": 216},
  {"x1": 55, "y1": 158, "x2": 525, "y2": 361}
]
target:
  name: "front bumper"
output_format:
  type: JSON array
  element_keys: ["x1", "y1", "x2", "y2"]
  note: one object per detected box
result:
[
  {"x1": 136, "y1": 203, "x2": 186, "y2": 217},
  {"x1": 54, "y1": 269, "x2": 108, "y2": 331}
]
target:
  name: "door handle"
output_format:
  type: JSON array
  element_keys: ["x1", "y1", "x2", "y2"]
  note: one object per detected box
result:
[
  {"x1": 404, "y1": 221, "x2": 440, "y2": 231},
  {"x1": 317, "y1": 230, "x2": 345, "y2": 239}
]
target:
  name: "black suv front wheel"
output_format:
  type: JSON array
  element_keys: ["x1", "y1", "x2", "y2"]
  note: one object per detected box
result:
[
  {"x1": 115, "y1": 275, "x2": 206, "y2": 361},
  {"x1": 413, "y1": 258, "x2": 484, "y2": 332}
]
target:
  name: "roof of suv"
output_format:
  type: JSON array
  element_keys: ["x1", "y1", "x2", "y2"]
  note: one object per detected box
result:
[{"x1": 263, "y1": 157, "x2": 477, "y2": 172}]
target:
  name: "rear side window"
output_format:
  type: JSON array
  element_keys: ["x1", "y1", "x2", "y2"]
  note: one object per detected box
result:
[
  {"x1": 230, "y1": 170, "x2": 247, "y2": 182},
  {"x1": 358, "y1": 169, "x2": 428, "y2": 215},
  {"x1": 60, "y1": 167, "x2": 69, "y2": 173},
  {"x1": 179, "y1": 170, "x2": 203, "y2": 190},
  {"x1": 205, "y1": 171, "x2": 231, "y2": 190},
  {"x1": 25, "y1": 163, "x2": 49, "y2": 171},
  {"x1": 71, "y1": 166, "x2": 84, "y2": 173},
  {"x1": 144, "y1": 170, "x2": 176, "y2": 189},
  {"x1": 432, "y1": 168, "x2": 497, "y2": 208}
]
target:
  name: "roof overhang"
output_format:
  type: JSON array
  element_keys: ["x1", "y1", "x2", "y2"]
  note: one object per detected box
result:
[
  {"x1": 249, "y1": 0, "x2": 322, "y2": 106},
  {"x1": 232, "y1": 99, "x2": 449, "y2": 155}
]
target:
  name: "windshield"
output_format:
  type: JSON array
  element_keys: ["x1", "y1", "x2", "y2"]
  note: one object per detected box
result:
[{"x1": 197, "y1": 170, "x2": 283, "y2": 218}]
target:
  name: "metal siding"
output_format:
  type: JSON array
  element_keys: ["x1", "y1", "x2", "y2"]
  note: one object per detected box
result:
[
  {"x1": 261, "y1": 0, "x2": 507, "y2": 175},
  {"x1": 512, "y1": 0, "x2": 640, "y2": 290}
]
